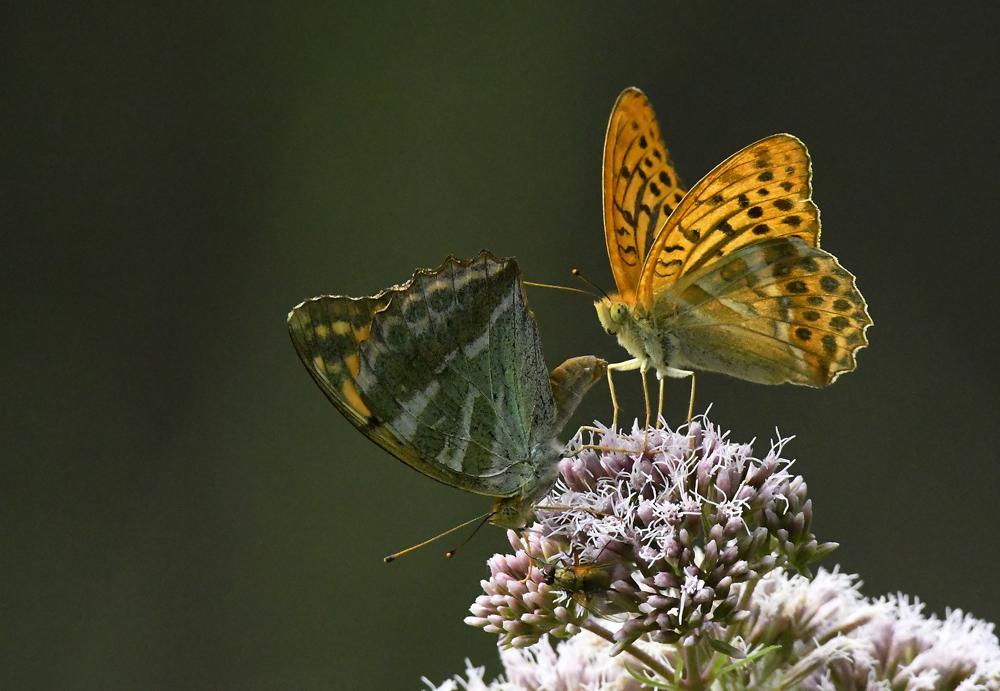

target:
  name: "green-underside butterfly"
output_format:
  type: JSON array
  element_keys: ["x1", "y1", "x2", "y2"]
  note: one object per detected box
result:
[{"x1": 287, "y1": 251, "x2": 607, "y2": 529}]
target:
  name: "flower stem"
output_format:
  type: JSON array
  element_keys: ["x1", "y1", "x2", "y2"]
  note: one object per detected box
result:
[
  {"x1": 685, "y1": 641, "x2": 705, "y2": 691},
  {"x1": 581, "y1": 619, "x2": 674, "y2": 682}
]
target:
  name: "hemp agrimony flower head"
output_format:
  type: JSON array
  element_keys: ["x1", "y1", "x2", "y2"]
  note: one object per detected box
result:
[
  {"x1": 433, "y1": 568, "x2": 1000, "y2": 691},
  {"x1": 468, "y1": 416, "x2": 836, "y2": 654},
  {"x1": 437, "y1": 416, "x2": 1000, "y2": 691}
]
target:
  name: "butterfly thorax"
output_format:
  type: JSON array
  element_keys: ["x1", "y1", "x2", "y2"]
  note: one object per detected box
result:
[{"x1": 595, "y1": 296, "x2": 683, "y2": 378}]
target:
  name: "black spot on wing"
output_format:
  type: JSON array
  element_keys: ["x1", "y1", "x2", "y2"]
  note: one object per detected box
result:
[
  {"x1": 820, "y1": 276, "x2": 841, "y2": 292},
  {"x1": 715, "y1": 220, "x2": 735, "y2": 236},
  {"x1": 829, "y1": 316, "x2": 850, "y2": 331}
]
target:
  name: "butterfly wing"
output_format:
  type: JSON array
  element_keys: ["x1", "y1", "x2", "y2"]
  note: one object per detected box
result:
[
  {"x1": 658, "y1": 237, "x2": 871, "y2": 386},
  {"x1": 637, "y1": 134, "x2": 819, "y2": 307},
  {"x1": 603, "y1": 87, "x2": 686, "y2": 303},
  {"x1": 287, "y1": 292, "x2": 432, "y2": 468},
  {"x1": 357, "y1": 253, "x2": 558, "y2": 494},
  {"x1": 288, "y1": 252, "x2": 558, "y2": 497}
]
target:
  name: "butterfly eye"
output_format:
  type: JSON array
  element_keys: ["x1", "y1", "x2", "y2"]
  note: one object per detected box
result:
[{"x1": 610, "y1": 303, "x2": 628, "y2": 323}]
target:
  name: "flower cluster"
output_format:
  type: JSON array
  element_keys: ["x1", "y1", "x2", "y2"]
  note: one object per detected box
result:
[
  {"x1": 427, "y1": 417, "x2": 1000, "y2": 691},
  {"x1": 429, "y1": 568, "x2": 1000, "y2": 691},
  {"x1": 467, "y1": 416, "x2": 835, "y2": 652}
]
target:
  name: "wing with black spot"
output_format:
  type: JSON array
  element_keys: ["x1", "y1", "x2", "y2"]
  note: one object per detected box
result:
[
  {"x1": 658, "y1": 237, "x2": 871, "y2": 386},
  {"x1": 638, "y1": 134, "x2": 819, "y2": 307},
  {"x1": 603, "y1": 87, "x2": 686, "y2": 303}
]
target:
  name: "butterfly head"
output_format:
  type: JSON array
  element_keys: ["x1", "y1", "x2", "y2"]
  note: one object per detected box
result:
[
  {"x1": 594, "y1": 296, "x2": 630, "y2": 336},
  {"x1": 489, "y1": 497, "x2": 537, "y2": 530}
]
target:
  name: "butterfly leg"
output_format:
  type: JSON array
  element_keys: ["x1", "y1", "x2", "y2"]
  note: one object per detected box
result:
[
  {"x1": 569, "y1": 444, "x2": 639, "y2": 455},
  {"x1": 606, "y1": 358, "x2": 643, "y2": 430},
  {"x1": 641, "y1": 362, "x2": 650, "y2": 428},
  {"x1": 607, "y1": 367, "x2": 620, "y2": 429},
  {"x1": 655, "y1": 374, "x2": 665, "y2": 429},
  {"x1": 660, "y1": 366, "x2": 695, "y2": 428},
  {"x1": 534, "y1": 504, "x2": 617, "y2": 519},
  {"x1": 640, "y1": 362, "x2": 651, "y2": 450},
  {"x1": 686, "y1": 372, "x2": 697, "y2": 429}
]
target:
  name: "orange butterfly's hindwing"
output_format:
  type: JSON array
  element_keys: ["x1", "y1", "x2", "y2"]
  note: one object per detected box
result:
[{"x1": 657, "y1": 237, "x2": 871, "y2": 386}]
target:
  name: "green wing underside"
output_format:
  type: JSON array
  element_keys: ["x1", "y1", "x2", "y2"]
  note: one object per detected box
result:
[
  {"x1": 287, "y1": 252, "x2": 560, "y2": 498},
  {"x1": 287, "y1": 294, "x2": 388, "y2": 427},
  {"x1": 356, "y1": 254, "x2": 556, "y2": 496},
  {"x1": 286, "y1": 293, "x2": 442, "y2": 477}
]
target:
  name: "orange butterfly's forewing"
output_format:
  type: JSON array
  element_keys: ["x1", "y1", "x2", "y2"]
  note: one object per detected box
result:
[
  {"x1": 637, "y1": 134, "x2": 819, "y2": 309},
  {"x1": 603, "y1": 88, "x2": 686, "y2": 303}
]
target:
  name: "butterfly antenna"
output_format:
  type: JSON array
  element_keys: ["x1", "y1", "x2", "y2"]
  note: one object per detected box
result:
[
  {"x1": 523, "y1": 281, "x2": 597, "y2": 298},
  {"x1": 384, "y1": 511, "x2": 492, "y2": 563},
  {"x1": 571, "y1": 269, "x2": 612, "y2": 301},
  {"x1": 445, "y1": 511, "x2": 494, "y2": 558}
]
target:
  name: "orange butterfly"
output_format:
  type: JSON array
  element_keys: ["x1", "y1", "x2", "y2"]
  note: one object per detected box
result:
[{"x1": 595, "y1": 88, "x2": 872, "y2": 425}]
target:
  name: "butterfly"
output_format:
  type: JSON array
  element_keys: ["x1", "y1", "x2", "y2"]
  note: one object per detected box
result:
[
  {"x1": 287, "y1": 251, "x2": 607, "y2": 530},
  {"x1": 595, "y1": 87, "x2": 872, "y2": 418}
]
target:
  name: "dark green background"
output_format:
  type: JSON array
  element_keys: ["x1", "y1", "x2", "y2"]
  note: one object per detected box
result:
[{"x1": 5, "y1": 3, "x2": 999, "y2": 689}]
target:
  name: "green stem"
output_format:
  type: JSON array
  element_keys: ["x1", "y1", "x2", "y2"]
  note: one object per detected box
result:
[
  {"x1": 684, "y1": 642, "x2": 705, "y2": 691},
  {"x1": 581, "y1": 619, "x2": 674, "y2": 683}
]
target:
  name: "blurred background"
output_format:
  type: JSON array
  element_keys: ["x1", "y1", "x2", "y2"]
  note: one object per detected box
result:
[{"x1": 4, "y1": 3, "x2": 1000, "y2": 689}]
